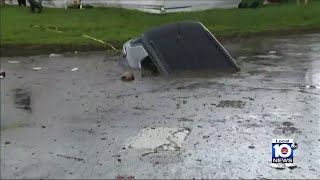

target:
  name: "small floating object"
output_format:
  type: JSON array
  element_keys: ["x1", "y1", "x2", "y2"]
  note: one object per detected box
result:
[
  {"x1": 254, "y1": 54, "x2": 282, "y2": 59},
  {"x1": 269, "y1": 163, "x2": 285, "y2": 170},
  {"x1": 0, "y1": 70, "x2": 5, "y2": 79},
  {"x1": 269, "y1": 51, "x2": 277, "y2": 55},
  {"x1": 8, "y1": 61, "x2": 20, "y2": 64},
  {"x1": 121, "y1": 71, "x2": 134, "y2": 82},
  {"x1": 71, "y1": 68, "x2": 79, "y2": 72},
  {"x1": 49, "y1": 53, "x2": 62, "y2": 58},
  {"x1": 237, "y1": 56, "x2": 247, "y2": 60},
  {"x1": 32, "y1": 67, "x2": 42, "y2": 71},
  {"x1": 284, "y1": 163, "x2": 297, "y2": 170}
]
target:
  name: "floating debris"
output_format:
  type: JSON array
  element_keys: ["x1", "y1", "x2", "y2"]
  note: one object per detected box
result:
[
  {"x1": 269, "y1": 51, "x2": 277, "y2": 55},
  {"x1": 284, "y1": 163, "x2": 298, "y2": 170},
  {"x1": 49, "y1": 53, "x2": 62, "y2": 58},
  {"x1": 178, "y1": 117, "x2": 193, "y2": 122},
  {"x1": 269, "y1": 163, "x2": 285, "y2": 170},
  {"x1": 116, "y1": 176, "x2": 135, "y2": 180},
  {"x1": 8, "y1": 61, "x2": 20, "y2": 64},
  {"x1": 203, "y1": 135, "x2": 210, "y2": 139},
  {"x1": 4, "y1": 141, "x2": 11, "y2": 145},
  {"x1": 32, "y1": 67, "x2": 42, "y2": 71},
  {"x1": 0, "y1": 70, "x2": 5, "y2": 79},
  {"x1": 121, "y1": 71, "x2": 134, "y2": 82},
  {"x1": 71, "y1": 68, "x2": 79, "y2": 72},
  {"x1": 217, "y1": 100, "x2": 246, "y2": 109},
  {"x1": 254, "y1": 54, "x2": 282, "y2": 59},
  {"x1": 57, "y1": 154, "x2": 84, "y2": 161},
  {"x1": 237, "y1": 56, "x2": 247, "y2": 60}
]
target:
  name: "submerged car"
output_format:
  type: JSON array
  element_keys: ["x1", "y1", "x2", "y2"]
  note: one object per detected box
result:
[{"x1": 122, "y1": 21, "x2": 240, "y2": 75}]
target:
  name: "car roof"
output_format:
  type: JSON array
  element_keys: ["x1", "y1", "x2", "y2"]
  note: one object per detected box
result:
[{"x1": 140, "y1": 21, "x2": 240, "y2": 74}]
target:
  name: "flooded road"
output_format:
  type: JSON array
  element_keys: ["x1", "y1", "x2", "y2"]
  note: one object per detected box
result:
[{"x1": 1, "y1": 34, "x2": 319, "y2": 179}]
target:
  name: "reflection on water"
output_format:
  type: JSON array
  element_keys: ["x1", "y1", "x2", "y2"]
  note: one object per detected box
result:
[
  {"x1": 305, "y1": 42, "x2": 320, "y2": 89},
  {"x1": 229, "y1": 34, "x2": 320, "y2": 90},
  {"x1": 1, "y1": 88, "x2": 32, "y2": 130},
  {"x1": 13, "y1": 88, "x2": 32, "y2": 112}
]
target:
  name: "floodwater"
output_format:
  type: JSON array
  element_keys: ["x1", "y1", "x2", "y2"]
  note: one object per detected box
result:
[{"x1": 1, "y1": 34, "x2": 319, "y2": 179}]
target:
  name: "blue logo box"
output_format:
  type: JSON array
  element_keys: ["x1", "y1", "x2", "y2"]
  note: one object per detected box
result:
[{"x1": 272, "y1": 139, "x2": 294, "y2": 163}]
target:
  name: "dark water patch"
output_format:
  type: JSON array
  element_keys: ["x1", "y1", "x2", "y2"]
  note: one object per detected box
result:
[
  {"x1": 178, "y1": 118, "x2": 194, "y2": 122},
  {"x1": 282, "y1": 122, "x2": 294, "y2": 127},
  {"x1": 273, "y1": 126, "x2": 302, "y2": 135},
  {"x1": 13, "y1": 88, "x2": 32, "y2": 112},
  {"x1": 216, "y1": 100, "x2": 246, "y2": 109}
]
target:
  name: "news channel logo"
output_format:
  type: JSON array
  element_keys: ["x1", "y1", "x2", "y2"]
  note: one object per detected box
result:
[{"x1": 272, "y1": 139, "x2": 298, "y2": 163}]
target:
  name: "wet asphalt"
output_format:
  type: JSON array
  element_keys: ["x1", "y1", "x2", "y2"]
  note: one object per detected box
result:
[{"x1": 1, "y1": 34, "x2": 320, "y2": 179}]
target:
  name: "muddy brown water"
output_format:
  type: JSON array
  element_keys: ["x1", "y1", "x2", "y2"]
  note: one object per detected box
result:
[{"x1": 0, "y1": 34, "x2": 319, "y2": 179}]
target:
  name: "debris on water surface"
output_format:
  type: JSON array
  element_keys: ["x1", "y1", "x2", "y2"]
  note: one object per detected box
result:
[
  {"x1": 269, "y1": 51, "x2": 277, "y2": 55},
  {"x1": 49, "y1": 53, "x2": 62, "y2": 58},
  {"x1": 32, "y1": 67, "x2": 42, "y2": 71},
  {"x1": 282, "y1": 122, "x2": 294, "y2": 126},
  {"x1": 8, "y1": 61, "x2": 20, "y2": 64},
  {"x1": 71, "y1": 68, "x2": 79, "y2": 72},
  {"x1": 116, "y1": 175, "x2": 135, "y2": 180},
  {"x1": 284, "y1": 163, "x2": 298, "y2": 170},
  {"x1": 217, "y1": 100, "x2": 246, "y2": 109},
  {"x1": 0, "y1": 70, "x2": 5, "y2": 79},
  {"x1": 242, "y1": 97, "x2": 254, "y2": 101},
  {"x1": 5, "y1": 141, "x2": 11, "y2": 145},
  {"x1": 57, "y1": 154, "x2": 84, "y2": 161},
  {"x1": 254, "y1": 54, "x2": 281, "y2": 59},
  {"x1": 178, "y1": 117, "x2": 193, "y2": 122},
  {"x1": 121, "y1": 71, "x2": 134, "y2": 82},
  {"x1": 237, "y1": 56, "x2": 247, "y2": 60},
  {"x1": 269, "y1": 163, "x2": 285, "y2": 170}
]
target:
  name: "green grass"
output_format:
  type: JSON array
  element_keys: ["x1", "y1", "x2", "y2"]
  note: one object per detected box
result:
[{"x1": 1, "y1": 1, "x2": 320, "y2": 47}]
